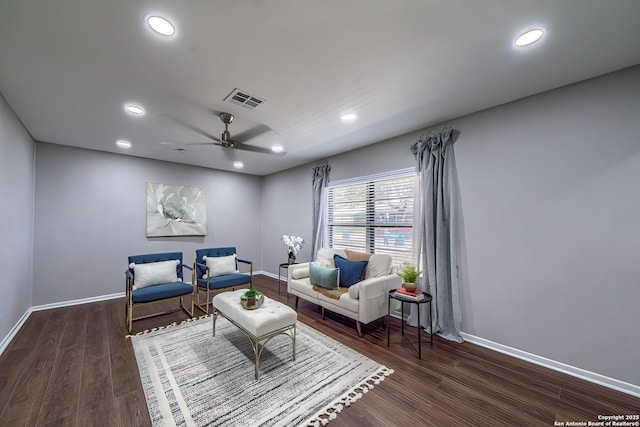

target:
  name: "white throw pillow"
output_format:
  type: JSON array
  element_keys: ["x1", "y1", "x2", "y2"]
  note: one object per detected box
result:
[
  {"x1": 364, "y1": 254, "x2": 392, "y2": 279},
  {"x1": 206, "y1": 254, "x2": 238, "y2": 277},
  {"x1": 134, "y1": 260, "x2": 179, "y2": 289},
  {"x1": 315, "y1": 247, "x2": 347, "y2": 268},
  {"x1": 292, "y1": 267, "x2": 310, "y2": 279}
]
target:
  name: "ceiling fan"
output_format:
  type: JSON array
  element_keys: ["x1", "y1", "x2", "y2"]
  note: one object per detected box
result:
[{"x1": 165, "y1": 112, "x2": 285, "y2": 155}]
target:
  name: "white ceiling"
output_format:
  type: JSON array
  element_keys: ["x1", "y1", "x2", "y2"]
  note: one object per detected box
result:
[{"x1": 1, "y1": 1, "x2": 639, "y2": 176}]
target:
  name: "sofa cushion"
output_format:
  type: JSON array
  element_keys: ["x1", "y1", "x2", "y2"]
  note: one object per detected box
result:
[
  {"x1": 133, "y1": 260, "x2": 179, "y2": 289},
  {"x1": 132, "y1": 281, "x2": 192, "y2": 303},
  {"x1": 364, "y1": 253, "x2": 393, "y2": 279},
  {"x1": 334, "y1": 254, "x2": 368, "y2": 288},
  {"x1": 345, "y1": 249, "x2": 372, "y2": 261},
  {"x1": 309, "y1": 262, "x2": 340, "y2": 290},
  {"x1": 289, "y1": 277, "x2": 320, "y2": 300},
  {"x1": 197, "y1": 273, "x2": 250, "y2": 290},
  {"x1": 205, "y1": 254, "x2": 238, "y2": 277},
  {"x1": 317, "y1": 291, "x2": 359, "y2": 314}
]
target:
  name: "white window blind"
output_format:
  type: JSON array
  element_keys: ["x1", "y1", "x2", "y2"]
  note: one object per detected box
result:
[{"x1": 327, "y1": 168, "x2": 415, "y2": 267}]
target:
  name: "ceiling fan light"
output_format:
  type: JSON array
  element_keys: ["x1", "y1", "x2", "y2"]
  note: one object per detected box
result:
[
  {"x1": 233, "y1": 161, "x2": 244, "y2": 169},
  {"x1": 271, "y1": 144, "x2": 284, "y2": 153},
  {"x1": 147, "y1": 16, "x2": 175, "y2": 36},
  {"x1": 515, "y1": 28, "x2": 544, "y2": 47}
]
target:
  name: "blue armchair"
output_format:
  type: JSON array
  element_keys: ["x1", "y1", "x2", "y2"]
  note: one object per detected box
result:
[
  {"x1": 194, "y1": 247, "x2": 253, "y2": 313},
  {"x1": 125, "y1": 252, "x2": 194, "y2": 333}
]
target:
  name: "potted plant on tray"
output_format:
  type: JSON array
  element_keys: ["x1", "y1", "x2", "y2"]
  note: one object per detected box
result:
[
  {"x1": 241, "y1": 285, "x2": 263, "y2": 310},
  {"x1": 397, "y1": 262, "x2": 422, "y2": 292}
]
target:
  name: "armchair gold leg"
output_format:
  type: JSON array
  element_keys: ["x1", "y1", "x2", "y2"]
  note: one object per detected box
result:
[
  {"x1": 128, "y1": 304, "x2": 133, "y2": 334},
  {"x1": 194, "y1": 286, "x2": 212, "y2": 314}
]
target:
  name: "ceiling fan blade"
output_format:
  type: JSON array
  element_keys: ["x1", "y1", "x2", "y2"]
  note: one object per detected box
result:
[
  {"x1": 231, "y1": 141, "x2": 287, "y2": 156},
  {"x1": 161, "y1": 141, "x2": 221, "y2": 147},
  {"x1": 231, "y1": 124, "x2": 272, "y2": 142},
  {"x1": 159, "y1": 114, "x2": 220, "y2": 142}
]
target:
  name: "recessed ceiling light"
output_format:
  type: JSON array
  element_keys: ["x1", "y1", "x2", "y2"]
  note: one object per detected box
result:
[
  {"x1": 116, "y1": 139, "x2": 132, "y2": 149},
  {"x1": 340, "y1": 113, "x2": 357, "y2": 122},
  {"x1": 233, "y1": 161, "x2": 244, "y2": 169},
  {"x1": 515, "y1": 28, "x2": 544, "y2": 47},
  {"x1": 271, "y1": 144, "x2": 284, "y2": 153},
  {"x1": 147, "y1": 16, "x2": 175, "y2": 36},
  {"x1": 124, "y1": 104, "x2": 145, "y2": 116}
]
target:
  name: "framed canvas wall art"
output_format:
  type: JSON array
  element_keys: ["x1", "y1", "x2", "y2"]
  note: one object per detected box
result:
[{"x1": 146, "y1": 182, "x2": 207, "y2": 237}]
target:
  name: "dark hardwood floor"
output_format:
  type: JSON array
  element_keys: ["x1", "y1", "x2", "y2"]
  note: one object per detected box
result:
[{"x1": 1, "y1": 275, "x2": 638, "y2": 426}]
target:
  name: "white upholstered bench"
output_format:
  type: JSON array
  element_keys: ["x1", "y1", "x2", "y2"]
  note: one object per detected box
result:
[{"x1": 212, "y1": 289, "x2": 297, "y2": 379}]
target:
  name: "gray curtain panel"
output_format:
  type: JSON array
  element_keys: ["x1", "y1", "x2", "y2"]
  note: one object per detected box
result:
[
  {"x1": 311, "y1": 163, "x2": 331, "y2": 260},
  {"x1": 408, "y1": 127, "x2": 464, "y2": 342}
]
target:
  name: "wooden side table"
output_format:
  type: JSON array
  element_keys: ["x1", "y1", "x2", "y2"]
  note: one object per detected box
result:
[{"x1": 387, "y1": 289, "x2": 433, "y2": 359}]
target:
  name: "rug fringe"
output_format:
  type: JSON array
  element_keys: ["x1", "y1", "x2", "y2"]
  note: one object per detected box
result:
[
  {"x1": 304, "y1": 366, "x2": 394, "y2": 426},
  {"x1": 125, "y1": 314, "x2": 213, "y2": 338}
]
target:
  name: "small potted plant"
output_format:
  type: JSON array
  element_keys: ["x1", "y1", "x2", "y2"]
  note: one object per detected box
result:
[
  {"x1": 397, "y1": 263, "x2": 422, "y2": 292},
  {"x1": 241, "y1": 285, "x2": 263, "y2": 310}
]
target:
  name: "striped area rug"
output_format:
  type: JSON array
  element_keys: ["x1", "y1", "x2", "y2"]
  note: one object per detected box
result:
[{"x1": 130, "y1": 315, "x2": 393, "y2": 426}]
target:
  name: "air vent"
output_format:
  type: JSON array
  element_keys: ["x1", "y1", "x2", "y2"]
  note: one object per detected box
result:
[{"x1": 224, "y1": 88, "x2": 265, "y2": 109}]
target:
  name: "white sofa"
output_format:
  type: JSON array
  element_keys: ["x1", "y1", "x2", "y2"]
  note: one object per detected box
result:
[{"x1": 287, "y1": 248, "x2": 402, "y2": 336}]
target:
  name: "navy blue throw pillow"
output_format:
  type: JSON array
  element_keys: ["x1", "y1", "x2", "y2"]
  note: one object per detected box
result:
[{"x1": 334, "y1": 254, "x2": 368, "y2": 288}]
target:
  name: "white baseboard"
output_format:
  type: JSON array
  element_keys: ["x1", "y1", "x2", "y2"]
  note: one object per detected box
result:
[
  {"x1": 30, "y1": 292, "x2": 124, "y2": 312},
  {"x1": 460, "y1": 332, "x2": 640, "y2": 399},
  {"x1": 0, "y1": 308, "x2": 32, "y2": 355},
  {"x1": 258, "y1": 270, "x2": 278, "y2": 280}
]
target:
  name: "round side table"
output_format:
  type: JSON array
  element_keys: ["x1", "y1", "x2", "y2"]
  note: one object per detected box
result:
[
  {"x1": 387, "y1": 289, "x2": 433, "y2": 359},
  {"x1": 278, "y1": 263, "x2": 291, "y2": 296}
]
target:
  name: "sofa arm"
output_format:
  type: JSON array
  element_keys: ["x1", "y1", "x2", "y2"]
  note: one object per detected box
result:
[
  {"x1": 287, "y1": 262, "x2": 310, "y2": 291},
  {"x1": 351, "y1": 274, "x2": 402, "y2": 324}
]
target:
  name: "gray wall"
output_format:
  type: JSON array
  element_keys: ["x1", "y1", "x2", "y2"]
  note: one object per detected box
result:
[
  {"x1": 261, "y1": 65, "x2": 640, "y2": 386},
  {"x1": 0, "y1": 93, "x2": 35, "y2": 340},
  {"x1": 33, "y1": 144, "x2": 263, "y2": 305},
  {"x1": 455, "y1": 65, "x2": 640, "y2": 387}
]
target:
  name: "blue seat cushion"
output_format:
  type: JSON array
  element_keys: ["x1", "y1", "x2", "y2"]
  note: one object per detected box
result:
[
  {"x1": 132, "y1": 282, "x2": 193, "y2": 303},
  {"x1": 197, "y1": 273, "x2": 251, "y2": 290}
]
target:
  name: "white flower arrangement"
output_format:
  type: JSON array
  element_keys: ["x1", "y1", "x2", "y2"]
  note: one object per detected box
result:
[{"x1": 281, "y1": 234, "x2": 304, "y2": 256}]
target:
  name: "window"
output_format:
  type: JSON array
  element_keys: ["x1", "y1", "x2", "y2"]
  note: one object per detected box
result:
[{"x1": 327, "y1": 168, "x2": 415, "y2": 267}]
